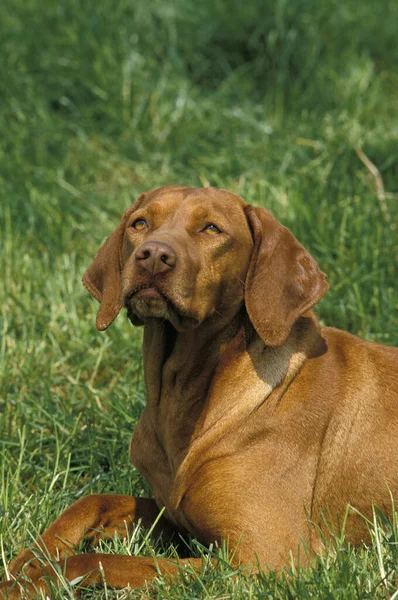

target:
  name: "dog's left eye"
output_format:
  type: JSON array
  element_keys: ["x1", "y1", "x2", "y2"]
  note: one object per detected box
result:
[
  {"x1": 203, "y1": 223, "x2": 221, "y2": 235},
  {"x1": 132, "y1": 219, "x2": 148, "y2": 231}
]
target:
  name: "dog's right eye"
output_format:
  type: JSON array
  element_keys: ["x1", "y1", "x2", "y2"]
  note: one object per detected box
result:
[
  {"x1": 202, "y1": 223, "x2": 222, "y2": 235},
  {"x1": 132, "y1": 219, "x2": 148, "y2": 231}
]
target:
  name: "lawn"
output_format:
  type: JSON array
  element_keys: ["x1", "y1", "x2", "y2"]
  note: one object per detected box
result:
[{"x1": 0, "y1": 0, "x2": 397, "y2": 597}]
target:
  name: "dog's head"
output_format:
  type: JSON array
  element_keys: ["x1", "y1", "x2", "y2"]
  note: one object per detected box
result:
[{"x1": 83, "y1": 186, "x2": 328, "y2": 346}]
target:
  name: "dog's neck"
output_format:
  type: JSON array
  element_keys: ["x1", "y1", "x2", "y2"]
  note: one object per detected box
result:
[
  {"x1": 140, "y1": 310, "x2": 324, "y2": 471},
  {"x1": 142, "y1": 312, "x2": 243, "y2": 417}
]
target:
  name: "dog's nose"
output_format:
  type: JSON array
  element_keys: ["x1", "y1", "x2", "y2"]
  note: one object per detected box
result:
[{"x1": 135, "y1": 241, "x2": 177, "y2": 274}]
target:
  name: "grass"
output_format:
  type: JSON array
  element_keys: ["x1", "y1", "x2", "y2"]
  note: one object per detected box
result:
[{"x1": 0, "y1": 0, "x2": 397, "y2": 597}]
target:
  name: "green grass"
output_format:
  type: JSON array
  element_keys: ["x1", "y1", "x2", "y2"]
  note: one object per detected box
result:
[{"x1": 0, "y1": 0, "x2": 397, "y2": 597}]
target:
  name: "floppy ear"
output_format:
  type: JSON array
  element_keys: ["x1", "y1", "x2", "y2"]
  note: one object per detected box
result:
[
  {"x1": 82, "y1": 205, "x2": 137, "y2": 331},
  {"x1": 245, "y1": 205, "x2": 329, "y2": 347}
]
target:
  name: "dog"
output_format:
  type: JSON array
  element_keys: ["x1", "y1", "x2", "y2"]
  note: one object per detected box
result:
[{"x1": 2, "y1": 185, "x2": 397, "y2": 597}]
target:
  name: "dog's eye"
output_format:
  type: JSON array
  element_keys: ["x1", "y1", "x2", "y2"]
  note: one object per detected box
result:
[
  {"x1": 132, "y1": 218, "x2": 148, "y2": 231},
  {"x1": 203, "y1": 223, "x2": 221, "y2": 235}
]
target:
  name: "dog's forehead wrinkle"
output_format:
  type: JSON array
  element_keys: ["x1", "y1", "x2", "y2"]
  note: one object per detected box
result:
[
  {"x1": 138, "y1": 193, "x2": 247, "y2": 234},
  {"x1": 144, "y1": 185, "x2": 244, "y2": 207}
]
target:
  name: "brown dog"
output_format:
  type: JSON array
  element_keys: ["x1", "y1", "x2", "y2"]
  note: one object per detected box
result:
[{"x1": 2, "y1": 185, "x2": 398, "y2": 597}]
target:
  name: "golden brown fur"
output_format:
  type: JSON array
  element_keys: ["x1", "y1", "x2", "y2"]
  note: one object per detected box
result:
[{"x1": 2, "y1": 186, "x2": 397, "y2": 597}]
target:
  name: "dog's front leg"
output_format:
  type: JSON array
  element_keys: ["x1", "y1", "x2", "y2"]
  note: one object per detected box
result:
[
  {"x1": 2, "y1": 494, "x2": 175, "y2": 594},
  {"x1": 1, "y1": 553, "x2": 206, "y2": 598}
]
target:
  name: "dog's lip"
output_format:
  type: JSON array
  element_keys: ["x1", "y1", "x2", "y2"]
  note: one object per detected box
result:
[
  {"x1": 124, "y1": 285, "x2": 199, "y2": 329},
  {"x1": 132, "y1": 287, "x2": 164, "y2": 301},
  {"x1": 125, "y1": 285, "x2": 169, "y2": 305}
]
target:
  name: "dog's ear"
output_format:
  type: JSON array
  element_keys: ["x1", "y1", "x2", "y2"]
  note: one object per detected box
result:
[
  {"x1": 82, "y1": 202, "x2": 140, "y2": 331},
  {"x1": 245, "y1": 205, "x2": 329, "y2": 347}
]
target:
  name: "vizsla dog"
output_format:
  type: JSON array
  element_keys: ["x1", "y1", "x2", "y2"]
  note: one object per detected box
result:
[{"x1": 2, "y1": 185, "x2": 398, "y2": 597}]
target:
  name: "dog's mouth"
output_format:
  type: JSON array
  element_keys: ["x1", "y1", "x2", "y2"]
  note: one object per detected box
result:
[
  {"x1": 132, "y1": 287, "x2": 165, "y2": 302},
  {"x1": 124, "y1": 285, "x2": 198, "y2": 331},
  {"x1": 125, "y1": 284, "x2": 173, "y2": 308}
]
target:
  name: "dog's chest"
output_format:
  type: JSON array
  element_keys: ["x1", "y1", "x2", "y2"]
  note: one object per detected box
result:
[{"x1": 129, "y1": 406, "x2": 190, "y2": 526}]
